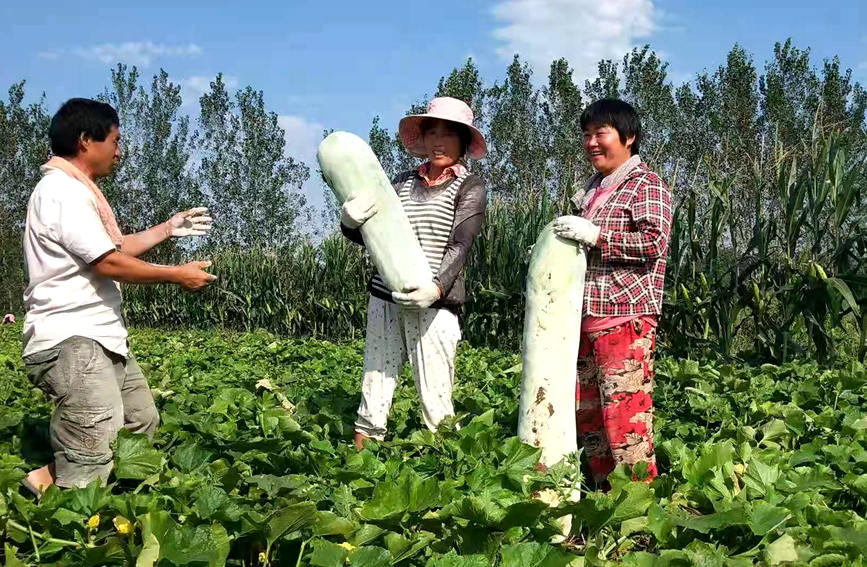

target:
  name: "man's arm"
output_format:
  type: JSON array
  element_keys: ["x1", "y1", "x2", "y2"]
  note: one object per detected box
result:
[
  {"x1": 92, "y1": 250, "x2": 216, "y2": 290},
  {"x1": 120, "y1": 223, "x2": 171, "y2": 258}
]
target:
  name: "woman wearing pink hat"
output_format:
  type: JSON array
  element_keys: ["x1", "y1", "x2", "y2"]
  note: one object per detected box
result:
[{"x1": 341, "y1": 97, "x2": 487, "y2": 449}]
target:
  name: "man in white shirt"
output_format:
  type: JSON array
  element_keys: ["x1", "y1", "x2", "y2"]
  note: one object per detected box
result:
[{"x1": 23, "y1": 98, "x2": 217, "y2": 492}]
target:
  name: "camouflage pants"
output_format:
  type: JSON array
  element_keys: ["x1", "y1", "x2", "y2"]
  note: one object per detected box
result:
[{"x1": 576, "y1": 318, "x2": 658, "y2": 485}]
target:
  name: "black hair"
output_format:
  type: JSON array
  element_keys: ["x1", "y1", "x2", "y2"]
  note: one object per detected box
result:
[
  {"x1": 49, "y1": 98, "x2": 119, "y2": 158},
  {"x1": 419, "y1": 117, "x2": 473, "y2": 159},
  {"x1": 580, "y1": 98, "x2": 641, "y2": 156}
]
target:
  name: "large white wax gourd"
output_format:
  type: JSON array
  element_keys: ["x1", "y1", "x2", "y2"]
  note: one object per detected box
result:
[
  {"x1": 518, "y1": 221, "x2": 587, "y2": 468},
  {"x1": 318, "y1": 131, "x2": 432, "y2": 293}
]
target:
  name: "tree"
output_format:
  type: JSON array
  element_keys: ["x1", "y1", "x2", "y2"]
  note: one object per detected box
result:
[
  {"x1": 99, "y1": 65, "x2": 200, "y2": 261},
  {"x1": 0, "y1": 82, "x2": 50, "y2": 313},
  {"x1": 541, "y1": 58, "x2": 585, "y2": 206},
  {"x1": 584, "y1": 59, "x2": 620, "y2": 103},
  {"x1": 620, "y1": 46, "x2": 677, "y2": 169},
  {"x1": 197, "y1": 75, "x2": 310, "y2": 248},
  {"x1": 759, "y1": 39, "x2": 819, "y2": 149},
  {"x1": 485, "y1": 55, "x2": 548, "y2": 196}
]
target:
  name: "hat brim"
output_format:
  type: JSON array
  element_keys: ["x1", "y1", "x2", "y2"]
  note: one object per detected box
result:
[{"x1": 398, "y1": 114, "x2": 487, "y2": 161}]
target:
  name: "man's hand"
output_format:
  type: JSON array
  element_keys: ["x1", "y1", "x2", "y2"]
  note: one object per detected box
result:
[
  {"x1": 173, "y1": 261, "x2": 218, "y2": 291},
  {"x1": 552, "y1": 215, "x2": 601, "y2": 246},
  {"x1": 392, "y1": 280, "x2": 442, "y2": 309},
  {"x1": 167, "y1": 207, "x2": 213, "y2": 238},
  {"x1": 341, "y1": 194, "x2": 378, "y2": 229}
]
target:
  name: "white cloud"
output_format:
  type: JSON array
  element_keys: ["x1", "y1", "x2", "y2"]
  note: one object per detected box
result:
[
  {"x1": 63, "y1": 41, "x2": 202, "y2": 67},
  {"x1": 491, "y1": 0, "x2": 658, "y2": 83},
  {"x1": 278, "y1": 114, "x2": 325, "y2": 172}
]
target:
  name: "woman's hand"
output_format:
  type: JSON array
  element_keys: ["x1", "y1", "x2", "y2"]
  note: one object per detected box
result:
[
  {"x1": 553, "y1": 216, "x2": 601, "y2": 247},
  {"x1": 392, "y1": 281, "x2": 442, "y2": 309},
  {"x1": 341, "y1": 194, "x2": 378, "y2": 229}
]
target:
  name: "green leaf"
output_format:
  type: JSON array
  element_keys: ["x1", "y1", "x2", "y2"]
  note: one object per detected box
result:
[
  {"x1": 826, "y1": 524, "x2": 867, "y2": 555},
  {"x1": 826, "y1": 277, "x2": 861, "y2": 317},
  {"x1": 66, "y1": 479, "x2": 113, "y2": 515},
  {"x1": 348, "y1": 546, "x2": 392, "y2": 567},
  {"x1": 743, "y1": 459, "x2": 780, "y2": 497},
  {"x1": 114, "y1": 430, "x2": 164, "y2": 480},
  {"x1": 171, "y1": 441, "x2": 214, "y2": 472},
  {"x1": 384, "y1": 530, "x2": 436, "y2": 563},
  {"x1": 3, "y1": 543, "x2": 25, "y2": 567},
  {"x1": 194, "y1": 486, "x2": 243, "y2": 522},
  {"x1": 135, "y1": 533, "x2": 160, "y2": 567},
  {"x1": 52, "y1": 508, "x2": 87, "y2": 526},
  {"x1": 314, "y1": 511, "x2": 357, "y2": 536},
  {"x1": 670, "y1": 507, "x2": 749, "y2": 533},
  {"x1": 749, "y1": 502, "x2": 790, "y2": 536},
  {"x1": 267, "y1": 502, "x2": 317, "y2": 546},
  {"x1": 646, "y1": 503, "x2": 677, "y2": 545},
  {"x1": 426, "y1": 551, "x2": 491, "y2": 566},
  {"x1": 349, "y1": 524, "x2": 386, "y2": 547},
  {"x1": 246, "y1": 474, "x2": 308, "y2": 497},
  {"x1": 310, "y1": 539, "x2": 349, "y2": 567},
  {"x1": 620, "y1": 516, "x2": 649, "y2": 537},
  {"x1": 500, "y1": 542, "x2": 576, "y2": 566},
  {"x1": 140, "y1": 511, "x2": 230, "y2": 567},
  {"x1": 609, "y1": 482, "x2": 655, "y2": 525},
  {"x1": 764, "y1": 534, "x2": 799, "y2": 566},
  {"x1": 360, "y1": 468, "x2": 440, "y2": 520}
]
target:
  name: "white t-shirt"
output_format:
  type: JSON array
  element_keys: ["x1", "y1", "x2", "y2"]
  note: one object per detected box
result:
[{"x1": 22, "y1": 169, "x2": 128, "y2": 357}]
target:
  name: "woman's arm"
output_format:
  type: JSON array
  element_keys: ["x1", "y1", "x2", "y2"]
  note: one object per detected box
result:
[
  {"x1": 597, "y1": 176, "x2": 672, "y2": 264},
  {"x1": 435, "y1": 177, "x2": 487, "y2": 295}
]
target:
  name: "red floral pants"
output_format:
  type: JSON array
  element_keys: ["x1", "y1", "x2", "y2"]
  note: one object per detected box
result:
[{"x1": 576, "y1": 318, "x2": 658, "y2": 485}]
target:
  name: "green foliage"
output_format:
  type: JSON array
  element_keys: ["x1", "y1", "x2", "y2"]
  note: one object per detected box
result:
[{"x1": 4, "y1": 325, "x2": 867, "y2": 564}]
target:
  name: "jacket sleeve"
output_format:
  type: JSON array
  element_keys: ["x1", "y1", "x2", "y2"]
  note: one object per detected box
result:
[
  {"x1": 597, "y1": 174, "x2": 672, "y2": 264},
  {"x1": 434, "y1": 176, "x2": 487, "y2": 295}
]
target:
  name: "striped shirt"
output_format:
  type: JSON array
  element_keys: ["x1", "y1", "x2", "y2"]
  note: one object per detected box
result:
[{"x1": 370, "y1": 172, "x2": 468, "y2": 297}]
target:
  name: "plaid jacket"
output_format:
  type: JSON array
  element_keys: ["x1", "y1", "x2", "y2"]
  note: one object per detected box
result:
[{"x1": 571, "y1": 162, "x2": 672, "y2": 317}]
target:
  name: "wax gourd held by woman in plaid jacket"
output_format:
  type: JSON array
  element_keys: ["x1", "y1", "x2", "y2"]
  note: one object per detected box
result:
[{"x1": 553, "y1": 99, "x2": 673, "y2": 488}]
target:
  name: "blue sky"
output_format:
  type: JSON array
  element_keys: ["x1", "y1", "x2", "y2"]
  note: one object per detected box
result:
[{"x1": 1, "y1": 0, "x2": 864, "y2": 213}]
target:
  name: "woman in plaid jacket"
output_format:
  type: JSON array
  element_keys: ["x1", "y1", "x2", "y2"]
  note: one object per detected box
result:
[{"x1": 553, "y1": 99, "x2": 672, "y2": 487}]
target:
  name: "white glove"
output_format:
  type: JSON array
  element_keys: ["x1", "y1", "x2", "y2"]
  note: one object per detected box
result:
[
  {"x1": 552, "y1": 215, "x2": 601, "y2": 246},
  {"x1": 167, "y1": 207, "x2": 213, "y2": 237},
  {"x1": 341, "y1": 194, "x2": 378, "y2": 229},
  {"x1": 392, "y1": 280, "x2": 442, "y2": 309}
]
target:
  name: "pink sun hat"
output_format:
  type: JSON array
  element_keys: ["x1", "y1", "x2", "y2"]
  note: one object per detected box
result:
[{"x1": 398, "y1": 97, "x2": 487, "y2": 160}]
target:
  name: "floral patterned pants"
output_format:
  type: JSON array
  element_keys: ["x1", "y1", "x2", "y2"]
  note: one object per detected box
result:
[{"x1": 576, "y1": 318, "x2": 658, "y2": 485}]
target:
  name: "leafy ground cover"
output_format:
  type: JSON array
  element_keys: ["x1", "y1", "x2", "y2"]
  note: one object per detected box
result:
[{"x1": 2, "y1": 324, "x2": 867, "y2": 566}]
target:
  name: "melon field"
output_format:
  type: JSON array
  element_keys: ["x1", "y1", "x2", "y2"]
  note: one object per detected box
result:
[{"x1": 2, "y1": 324, "x2": 867, "y2": 566}]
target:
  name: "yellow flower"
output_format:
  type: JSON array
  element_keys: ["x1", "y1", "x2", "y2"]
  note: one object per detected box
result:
[
  {"x1": 86, "y1": 514, "x2": 100, "y2": 530},
  {"x1": 338, "y1": 542, "x2": 356, "y2": 552},
  {"x1": 258, "y1": 551, "x2": 268, "y2": 564},
  {"x1": 113, "y1": 516, "x2": 133, "y2": 535}
]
